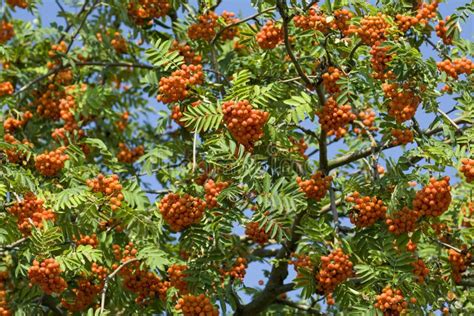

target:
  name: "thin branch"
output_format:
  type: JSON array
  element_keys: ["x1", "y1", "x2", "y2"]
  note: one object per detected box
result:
[
  {"x1": 100, "y1": 258, "x2": 140, "y2": 314},
  {"x1": 211, "y1": 6, "x2": 276, "y2": 45},
  {"x1": 329, "y1": 186, "x2": 339, "y2": 231},
  {"x1": 57, "y1": 0, "x2": 90, "y2": 43},
  {"x1": 423, "y1": 36, "x2": 451, "y2": 60},
  {"x1": 437, "y1": 108, "x2": 462, "y2": 134},
  {"x1": 275, "y1": 298, "x2": 325, "y2": 315},
  {"x1": 430, "y1": 238, "x2": 463, "y2": 253},
  {"x1": 66, "y1": 0, "x2": 100, "y2": 53},
  {"x1": 1, "y1": 237, "x2": 27, "y2": 250}
]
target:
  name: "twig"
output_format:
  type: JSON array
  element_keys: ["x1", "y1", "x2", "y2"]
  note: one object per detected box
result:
[
  {"x1": 437, "y1": 108, "x2": 462, "y2": 134},
  {"x1": 192, "y1": 127, "x2": 198, "y2": 172},
  {"x1": 66, "y1": 0, "x2": 100, "y2": 53},
  {"x1": 211, "y1": 7, "x2": 276, "y2": 45},
  {"x1": 430, "y1": 238, "x2": 463, "y2": 253},
  {"x1": 329, "y1": 186, "x2": 339, "y2": 231},
  {"x1": 423, "y1": 36, "x2": 451, "y2": 60},
  {"x1": 100, "y1": 258, "x2": 140, "y2": 314},
  {"x1": 275, "y1": 298, "x2": 325, "y2": 315},
  {"x1": 1, "y1": 237, "x2": 27, "y2": 250}
]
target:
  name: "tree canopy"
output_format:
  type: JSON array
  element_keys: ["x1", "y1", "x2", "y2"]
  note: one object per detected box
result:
[{"x1": 0, "y1": 0, "x2": 473, "y2": 315}]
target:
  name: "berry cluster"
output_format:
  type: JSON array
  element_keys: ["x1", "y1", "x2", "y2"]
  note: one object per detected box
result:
[
  {"x1": 396, "y1": 0, "x2": 439, "y2": 32},
  {"x1": 33, "y1": 84, "x2": 66, "y2": 120},
  {"x1": 171, "y1": 105, "x2": 185, "y2": 126},
  {"x1": 293, "y1": 5, "x2": 331, "y2": 33},
  {"x1": 346, "y1": 192, "x2": 387, "y2": 228},
  {"x1": 391, "y1": 128, "x2": 414, "y2": 145},
  {"x1": 3, "y1": 134, "x2": 32, "y2": 165},
  {"x1": 99, "y1": 218, "x2": 124, "y2": 232},
  {"x1": 122, "y1": 269, "x2": 170, "y2": 304},
  {"x1": 61, "y1": 278, "x2": 102, "y2": 312},
  {"x1": 220, "y1": 11, "x2": 240, "y2": 41},
  {"x1": 412, "y1": 177, "x2": 451, "y2": 217},
  {"x1": 374, "y1": 287, "x2": 408, "y2": 316},
  {"x1": 256, "y1": 21, "x2": 283, "y2": 49},
  {"x1": 317, "y1": 97, "x2": 356, "y2": 138},
  {"x1": 437, "y1": 58, "x2": 474, "y2": 79},
  {"x1": 74, "y1": 234, "x2": 99, "y2": 248},
  {"x1": 35, "y1": 146, "x2": 69, "y2": 177},
  {"x1": 6, "y1": 0, "x2": 28, "y2": 9},
  {"x1": 3, "y1": 111, "x2": 32, "y2": 133},
  {"x1": 222, "y1": 100, "x2": 269, "y2": 150},
  {"x1": 296, "y1": 171, "x2": 332, "y2": 201},
  {"x1": 204, "y1": 179, "x2": 229, "y2": 209},
  {"x1": 116, "y1": 111, "x2": 129, "y2": 131},
  {"x1": 349, "y1": 13, "x2": 389, "y2": 45},
  {"x1": 187, "y1": 12, "x2": 219, "y2": 41},
  {"x1": 175, "y1": 294, "x2": 219, "y2": 316},
  {"x1": 315, "y1": 248, "x2": 353, "y2": 299},
  {"x1": 0, "y1": 271, "x2": 10, "y2": 316},
  {"x1": 333, "y1": 9, "x2": 354, "y2": 35},
  {"x1": 117, "y1": 143, "x2": 144, "y2": 163},
  {"x1": 386, "y1": 207, "x2": 420, "y2": 235},
  {"x1": 412, "y1": 258, "x2": 429, "y2": 284},
  {"x1": 382, "y1": 83, "x2": 420, "y2": 123},
  {"x1": 290, "y1": 253, "x2": 313, "y2": 278},
  {"x1": 110, "y1": 32, "x2": 128, "y2": 54},
  {"x1": 28, "y1": 258, "x2": 67, "y2": 295},
  {"x1": 289, "y1": 136, "x2": 309, "y2": 159},
  {"x1": 113, "y1": 242, "x2": 138, "y2": 262},
  {"x1": 171, "y1": 41, "x2": 202, "y2": 65},
  {"x1": 168, "y1": 264, "x2": 189, "y2": 294},
  {"x1": 0, "y1": 21, "x2": 14, "y2": 44},
  {"x1": 157, "y1": 64, "x2": 204, "y2": 104},
  {"x1": 7, "y1": 192, "x2": 56, "y2": 235},
  {"x1": 221, "y1": 257, "x2": 247, "y2": 280},
  {"x1": 158, "y1": 193, "x2": 207, "y2": 231},
  {"x1": 127, "y1": 0, "x2": 171, "y2": 25},
  {"x1": 322, "y1": 67, "x2": 344, "y2": 94},
  {"x1": 370, "y1": 42, "x2": 394, "y2": 80},
  {"x1": 435, "y1": 17, "x2": 453, "y2": 45},
  {"x1": 354, "y1": 109, "x2": 377, "y2": 134},
  {"x1": 460, "y1": 158, "x2": 474, "y2": 183},
  {"x1": 448, "y1": 246, "x2": 472, "y2": 284},
  {"x1": 0, "y1": 82, "x2": 14, "y2": 97},
  {"x1": 245, "y1": 222, "x2": 270, "y2": 245},
  {"x1": 86, "y1": 174, "x2": 124, "y2": 211}
]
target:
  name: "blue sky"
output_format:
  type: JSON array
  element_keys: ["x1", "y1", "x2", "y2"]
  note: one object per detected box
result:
[{"x1": 7, "y1": 0, "x2": 473, "y2": 311}]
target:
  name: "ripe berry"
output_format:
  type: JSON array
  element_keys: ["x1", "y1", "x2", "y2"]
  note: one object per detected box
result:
[
  {"x1": 354, "y1": 109, "x2": 378, "y2": 134},
  {"x1": 158, "y1": 193, "x2": 206, "y2": 231},
  {"x1": 407, "y1": 239, "x2": 417, "y2": 252},
  {"x1": 74, "y1": 234, "x2": 99, "y2": 248},
  {"x1": 412, "y1": 177, "x2": 451, "y2": 217},
  {"x1": 28, "y1": 258, "x2": 67, "y2": 295},
  {"x1": 256, "y1": 21, "x2": 283, "y2": 49},
  {"x1": 346, "y1": 192, "x2": 387, "y2": 228},
  {"x1": 3, "y1": 111, "x2": 32, "y2": 133},
  {"x1": 245, "y1": 222, "x2": 270, "y2": 245},
  {"x1": 296, "y1": 171, "x2": 332, "y2": 201}
]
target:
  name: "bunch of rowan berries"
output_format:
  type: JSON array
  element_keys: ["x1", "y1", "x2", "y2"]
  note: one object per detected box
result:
[
  {"x1": 0, "y1": 271, "x2": 10, "y2": 316},
  {"x1": 171, "y1": 41, "x2": 202, "y2": 65},
  {"x1": 0, "y1": 81, "x2": 14, "y2": 97},
  {"x1": 34, "y1": 146, "x2": 69, "y2": 177},
  {"x1": 293, "y1": 5, "x2": 331, "y2": 33},
  {"x1": 374, "y1": 286, "x2": 408, "y2": 316},
  {"x1": 157, "y1": 64, "x2": 204, "y2": 104},
  {"x1": 221, "y1": 257, "x2": 247, "y2": 280},
  {"x1": 256, "y1": 21, "x2": 283, "y2": 49},
  {"x1": 222, "y1": 100, "x2": 269, "y2": 150},
  {"x1": 354, "y1": 109, "x2": 378, "y2": 134},
  {"x1": 117, "y1": 143, "x2": 144, "y2": 163},
  {"x1": 116, "y1": 111, "x2": 129, "y2": 131},
  {"x1": 461, "y1": 202, "x2": 473, "y2": 227},
  {"x1": 412, "y1": 176, "x2": 451, "y2": 217},
  {"x1": 0, "y1": 20, "x2": 14, "y2": 44},
  {"x1": 171, "y1": 105, "x2": 185, "y2": 126},
  {"x1": 158, "y1": 193, "x2": 207, "y2": 231},
  {"x1": 416, "y1": 0, "x2": 439, "y2": 25},
  {"x1": 289, "y1": 136, "x2": 309, "y2": 159},
  {"x1": 349, "y1": 13, "x2": 389, "y2": 45},
  {"x1": 122, "y1": 269, "x2": 170, "y2": 304},
  {"x1": 459, "y1": 158, "x2": 474, "y2": 183},
  {"x1": 333, "y1": 9, "x2": 354, "y2": 35},
  {"x1": 3, "y1": 134, "x2": 32, "y2": 165},
  {"x1": 290, "y1": 253, "x2": 313, "y2": 278},
  {"x1": 7, "y1": 192, "x2": 56, "y2": 235},
  {"x1": 412, "y1": 258, "x2": 429, "y2": 284},
  {"x1": 370, "y1": 42, "x2": 394, "y2": 80},
  {"x1": 346, "y1": 192, "x2": 387, "y2": 228},
  {"x1": 167, "y1": 264, "x2": 189, "y2": 294},
  {"x1": 33, "y1": 84, "x2": 65, "y2": 120},
  {"x1": 3, "y1": 111, "x2": 32, "y2": 133},
  {"x1": 315, "y1": 248, "x2": 353, "y2": 297},
  {"x1": 187, "y1": 11, "x2": 219, "y2": 41},
  {"x1": 395, "y1": 14, "x2": 419, "y2": 32},
  {"x1": 317, "y1": 97, "x2": 356, "y2": 138},
  {"x1": 110, "y1": 32, "x2": 128, "y2": 54},
  {"x1": 220, "y1": 11, "x2": 240, "y2": 41},
  {"x1": 86, "y1": 174, "x2": 124, "y2": 211},
  {"x1": 74, "y1": 234, "x2": 99, "y2": 248},
  {"x1": 382, "y1": 83, "x2": 420, "y2": 123},
  {"x1": 61, "y1": 278, "x2": 102, "y2": 312},
  {"x1": 6, "y1": 0, "x2": 28, "y2": 9},
  {"x1": 175, "y1": 294, "x2": 219, "y2": 316},
  {"x1": 113, "y1": 242, "x2": 138, "y2": 262},
  {"x1": 28, "y1": 258, "x2": 67, "y2": 295},
  {"x1": 204, "y1": 179, "x2": 229, "y2": 209},
  {"x1": 127, "y1": 0, "x2": 171, "y2": 25},
  {"x1": 386, "y1": 207, "x2": 420, "y2": 235},
  {"x1": 437, "y1": 57, "x2": 474, "y2": 79},
  {"x1": 448, "y1": 246, "x2": 472, "y2": 284},
  {"x1": 391, "y1": 128, "x2": 414, "y2": 145},
  {"x1": 322, "y1": 67, "x2": 344, "y2": 94},
  {"x1": 435, "y1": 17, "x2": 453, "y2": 45},
  {"x1": 245, "y1": 221, "x2": 270, "y2": 245},
  {"x1": 296, "y1": 171, "x2": 332, "y2": 201},
  {"x1": 406, "y1": 239, "x2": 417, "y2": 252}
]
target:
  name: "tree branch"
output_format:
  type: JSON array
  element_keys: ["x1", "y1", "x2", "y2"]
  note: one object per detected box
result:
[
  {"x1": 0, "y1": 237, "x2": 27, "y2": 251},
  {"x1": 275, "y1": 298, "x2": 325, "y2": 315}
]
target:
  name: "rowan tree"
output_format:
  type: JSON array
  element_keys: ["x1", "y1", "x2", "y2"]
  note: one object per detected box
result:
[{"x1": 0, "y1": 0, "x2": 473, "y2": 315}]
